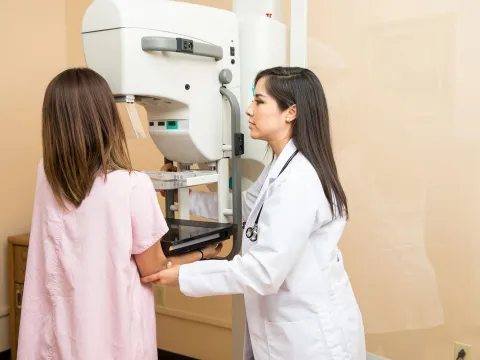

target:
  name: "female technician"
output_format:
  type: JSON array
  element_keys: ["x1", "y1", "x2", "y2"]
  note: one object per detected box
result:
[{"x1": 143, "y1": 66, "x2": 366, "y2": 359}]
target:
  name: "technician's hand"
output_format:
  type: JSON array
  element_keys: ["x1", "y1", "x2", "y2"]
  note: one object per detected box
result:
[
  {"x1": 142, "y1": 263, "x2": 180, "y2": 286},
  {"x1": 141, "y1": 243, "x2": 223, "y2": 286}
]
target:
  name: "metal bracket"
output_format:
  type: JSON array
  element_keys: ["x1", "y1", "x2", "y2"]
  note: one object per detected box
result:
[
  {"x1": 219, "y1": 86, "x2": 243, "y2": 260},
  {"x1": 142, "y1": 36, "x2": 223, "y2": 61}
]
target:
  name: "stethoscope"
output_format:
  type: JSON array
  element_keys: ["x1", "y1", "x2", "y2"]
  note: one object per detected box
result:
[{"x1": 242, "y1": 150, "x2": 299, "y2": 242}]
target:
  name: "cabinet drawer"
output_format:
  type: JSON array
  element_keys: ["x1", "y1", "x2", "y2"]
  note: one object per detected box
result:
[{"x1": 14, "y1": 246, "x2": 28, "y2": 283}]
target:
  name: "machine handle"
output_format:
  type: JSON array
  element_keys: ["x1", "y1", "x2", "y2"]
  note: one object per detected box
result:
[
  {"x1": 219, "y1": 86, "x2": 243, "y2": 260},
  {"x1": 142, "y1": 36, "x2": 223, "y2": 61},
  {"x1": 16, "y1": 289, "x2": 22, "y2": 309}
]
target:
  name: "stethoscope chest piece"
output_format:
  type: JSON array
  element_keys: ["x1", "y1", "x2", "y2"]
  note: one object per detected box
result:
[{"x1": 246, "y1": 225, "x2": 258, "y2": 242}]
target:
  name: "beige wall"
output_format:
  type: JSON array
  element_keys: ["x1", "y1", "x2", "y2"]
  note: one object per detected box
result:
[
  {"x1": 2, "y1": 0, "x2": 479, "y2": 359},
  {"x1": 309, "y1": 1, "x2": 480, "y2": 359},
  {"x1": 0, "y1": 0, "x2": 67, "y2": 350}
]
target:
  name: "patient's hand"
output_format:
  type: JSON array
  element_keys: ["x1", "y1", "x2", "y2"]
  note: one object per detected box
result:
[{"x1": 202, "y1": 242, "x2": 224, "y2": 259}]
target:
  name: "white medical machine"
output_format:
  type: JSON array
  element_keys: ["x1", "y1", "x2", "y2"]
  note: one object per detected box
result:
[{"x1": 81, "y1": 0, "x2": 307, "y2": 358}]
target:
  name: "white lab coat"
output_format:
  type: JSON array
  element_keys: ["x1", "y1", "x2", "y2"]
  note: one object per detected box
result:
[{"x1": 179, "y1": 139, "x2": 366, "y2": 360}]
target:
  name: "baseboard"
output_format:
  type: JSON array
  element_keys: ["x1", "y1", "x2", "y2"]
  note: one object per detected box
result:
[
  {"x1": 0, "y1": 348, "x2": 193, "y2": 360},
  {"x1": 158, "y1": 349, "x2": 198, "y2": 360},
  {"x1": 0, "y1": 349, "x2": 10, "y2": 360}
]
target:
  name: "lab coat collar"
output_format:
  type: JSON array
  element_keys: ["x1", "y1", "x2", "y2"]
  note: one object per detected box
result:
[{"x1": 267, "y1": 139, "x2": 298, "y2": 180}]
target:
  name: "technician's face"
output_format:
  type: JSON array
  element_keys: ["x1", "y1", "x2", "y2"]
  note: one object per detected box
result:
[{"x1": 245, "y1": 78, "x2": 289, "y2": 142}]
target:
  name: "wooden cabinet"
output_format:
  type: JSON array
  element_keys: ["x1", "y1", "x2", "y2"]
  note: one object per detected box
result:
[{"x1": 8, "y1": 233, "x2": 29, "y2": 360}]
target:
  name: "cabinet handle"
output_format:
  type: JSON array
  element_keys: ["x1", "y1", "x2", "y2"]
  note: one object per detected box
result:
[{"x1": 16, "y1": 289, "x2": 22, "y2": 309}]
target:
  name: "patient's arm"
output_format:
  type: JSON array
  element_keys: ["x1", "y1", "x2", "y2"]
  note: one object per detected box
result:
[
  {"x1": 134, "y1": 241, "x2": 168, "y2": 278},
  {"x1": 130, "y1": 174, "x2": 170, "y2": 278},
  {"x1": 167, "y1": 242, "x2": 224, "y2": 266},
  {"x1": 134, "y1": 240, "x2": 224, "y2": 277},
  {"x1": 167, "y1": 251, "x2": 202, "y2": 267}
]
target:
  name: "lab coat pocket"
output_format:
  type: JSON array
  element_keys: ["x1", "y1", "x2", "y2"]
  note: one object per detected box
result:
[
  {"x1": 264, "y1": 317, "x2": 332, "y2": 359},
  {"x1": 328, "y1": 255, "x2": 363, "y2": 357}
]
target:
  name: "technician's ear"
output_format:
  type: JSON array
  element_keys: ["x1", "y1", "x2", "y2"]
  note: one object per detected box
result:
[{"x1": 285, "y1": 105, "x2": 297, "y2": 123}]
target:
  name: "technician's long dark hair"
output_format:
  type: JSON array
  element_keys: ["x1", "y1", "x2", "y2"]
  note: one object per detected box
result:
[{"x1": 254, "y1": 66, "x2": 348, "y2": 219}]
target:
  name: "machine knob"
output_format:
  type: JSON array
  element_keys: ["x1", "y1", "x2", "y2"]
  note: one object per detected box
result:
[{"x1": 219, "y1": 69, "x2": 233, "y2": 85}]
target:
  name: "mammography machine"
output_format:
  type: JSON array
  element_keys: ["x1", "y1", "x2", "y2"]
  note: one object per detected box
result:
[{"x1": 81, "y1": 0, "x2": 307, "y2": 358}]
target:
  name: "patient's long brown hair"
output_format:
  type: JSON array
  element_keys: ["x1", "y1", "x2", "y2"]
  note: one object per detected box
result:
[{"x1": 42, "y1": 67, "x2": 132, "y2": 209}]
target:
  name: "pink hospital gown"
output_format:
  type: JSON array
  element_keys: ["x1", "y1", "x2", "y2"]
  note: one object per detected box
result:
[{"x1": 17, "y1": 159, "x2": 168, "y2": 359}]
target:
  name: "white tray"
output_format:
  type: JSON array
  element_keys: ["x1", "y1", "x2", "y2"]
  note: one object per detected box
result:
[{"x1": 144, "y1": 170, "x2": 219, "y2": 190}]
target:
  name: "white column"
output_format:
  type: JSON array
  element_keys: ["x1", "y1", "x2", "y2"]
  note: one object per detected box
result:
[
  {"x1": 229, "y1": 2, "x2": 288, "y2": 360},
  {"x1": 290, "y1": 0, "x2": 308, "y2": 67},
  {"x1": 233, "y1": 0, "x2": 282, "y2": 21}
]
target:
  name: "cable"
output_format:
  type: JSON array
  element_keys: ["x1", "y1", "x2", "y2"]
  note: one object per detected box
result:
[{"x1": 456, "y1": 349, "x2": 466, "y2": 360}]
